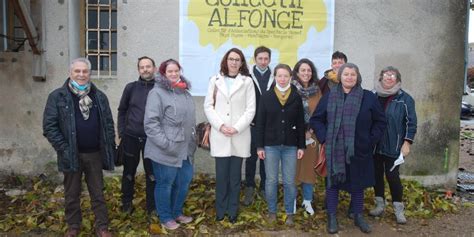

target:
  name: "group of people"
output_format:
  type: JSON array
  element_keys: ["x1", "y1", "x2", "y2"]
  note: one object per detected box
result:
[
  {"x1": 41, "y1": 45, "x2": 417, "y2": 236},
  {"x1": 203, "y1": 47, "x2": 417, "y2": 234},
  {"x1": 42, "y1": 57, "x2": 196, "y2": 236}
]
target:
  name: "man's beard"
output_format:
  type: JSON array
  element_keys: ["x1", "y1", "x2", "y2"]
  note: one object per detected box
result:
[{"x1": 140, "y1": 73, "x2": 154, "y2": 81}]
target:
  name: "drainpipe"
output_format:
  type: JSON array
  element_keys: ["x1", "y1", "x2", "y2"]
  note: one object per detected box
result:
[
  {"x1": 68, "y1": 0, "x2": 80, "y2": 61},
  {"x1": 465, "y1": 0, "x2": 471, "y2": 94},
  {"x1": 2, "y1": 0, "x2": 6, "y2": 50}
]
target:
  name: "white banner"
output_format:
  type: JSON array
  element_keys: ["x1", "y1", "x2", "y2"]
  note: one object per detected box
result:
[{"x1": 180, "y1": 0, "x2": 335, "y2": 95}]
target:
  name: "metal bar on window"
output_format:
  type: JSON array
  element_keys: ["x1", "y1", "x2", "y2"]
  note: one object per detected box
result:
[
  {"x1": 85, "y1": 0, "x2": 116, "y2": 78},
  {"x1": 2, "y1": 0, "x2": 7, "y2": 51},
  {"x1": 108, "y1": 1, "x2": 111, "y2": 77},
  {"x1": 96, "y1": 3, "x2": 100, "y2": 77}
]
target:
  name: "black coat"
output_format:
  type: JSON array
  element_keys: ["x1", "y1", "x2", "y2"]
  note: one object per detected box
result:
[
  {"x1": 117, "y1": 78, "x2": 155, "y2": 138},
  {"x1": 310, "y1": 90, "x2": 386, "y2": 189},
  {"x1": 250, "y1": 66, "x2": 272, "y2": 126},
  {"x1": 42, "y1": 79, "x2": 116, "y2": 172},
  {"x1": 256, "y1": 85, "x2": 306, "y2": 149}
]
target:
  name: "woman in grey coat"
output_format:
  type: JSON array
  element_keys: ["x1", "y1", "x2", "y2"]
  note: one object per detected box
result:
[{"x1": 144, "y1": 59, "x2": 196, "y2": 230}]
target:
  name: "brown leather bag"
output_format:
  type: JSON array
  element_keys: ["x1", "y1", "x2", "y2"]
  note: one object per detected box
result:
[
  {"x1": 314, "y1": 144, "x2": 327, "y2": 177},
  {"x1": 196, "y1": 122, "x2": 211, "y2": 150},
  {"x1": 196, "y1": 78, "x2": 218, "y2": 151}
]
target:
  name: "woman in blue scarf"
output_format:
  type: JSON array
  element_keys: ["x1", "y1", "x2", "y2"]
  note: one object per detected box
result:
[{"x1": 310, "y1": 63, "x2": 386, "y2": 234}]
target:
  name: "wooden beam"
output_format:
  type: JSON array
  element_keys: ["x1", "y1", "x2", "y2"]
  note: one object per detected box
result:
[
  {"x1": 11, "y1": 0, "x2": 41, "y2": 54},
  {"x1": 79, "y1": 0, "x2": 85, "y2": 56}
]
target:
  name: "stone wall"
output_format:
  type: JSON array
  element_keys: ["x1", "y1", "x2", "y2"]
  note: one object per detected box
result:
[{"x1": 0, "y1": 0, "x2": 467, "y2": 187}]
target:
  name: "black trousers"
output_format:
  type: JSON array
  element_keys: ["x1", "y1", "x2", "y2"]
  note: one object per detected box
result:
[
  {"x1": 63, "y1": 152, "x2": 108, "y2": 230},
  {"x1": 120, "y1": 134, "x2": 155, "y2": 213},
  {"x1": 373, "y1": 153, "x2": 403, "y2": 202},
  {"x1": 215, "y1": 156, "x2": 243, "y2": 218},
  {"x1": 244, "y1": 127, "x2": 266, "y2": 189}
]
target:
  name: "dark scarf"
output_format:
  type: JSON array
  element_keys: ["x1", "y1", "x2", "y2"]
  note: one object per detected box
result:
[
  {"x1": 292, "y1": 80, "x2": 319, "y2": 123},
  {"x1": 253, "y1": 66, "x2": 271, "y2": 93},
  {"x1": 326, "y1": 84, "x2": 363, "y2": 187}
]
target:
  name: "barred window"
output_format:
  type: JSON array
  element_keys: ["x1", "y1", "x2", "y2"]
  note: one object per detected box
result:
[{"x1": 85, "y1": 0, "x2": 117, "y2": 78}]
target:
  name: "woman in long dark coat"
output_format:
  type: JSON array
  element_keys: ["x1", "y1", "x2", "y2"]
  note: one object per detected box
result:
[{"x1": 310, "y1": 63, "x2": 386, "y2": 234}]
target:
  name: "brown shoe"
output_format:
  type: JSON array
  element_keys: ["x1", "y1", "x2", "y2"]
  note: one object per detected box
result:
[
  {"x1": 285, "y1": 214, "x2": 294, "y2": 226},
  {"x1": 267, "y1": 213, "x2": 277, "y2": 223},
  {"x1": 64, "y1": 228, "x2": 80, "y2": 237},
  {"x1": 96, "y1": 228, "x2": 113, "y2": 237}
]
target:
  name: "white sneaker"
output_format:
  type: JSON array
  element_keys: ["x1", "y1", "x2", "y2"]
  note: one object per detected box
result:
[
  {"x1": 293, "y1": 199, "x2": 297, "y2": 214},
  {"x1": 302, "y1": 200, "x2": 315, "y2": 215}
]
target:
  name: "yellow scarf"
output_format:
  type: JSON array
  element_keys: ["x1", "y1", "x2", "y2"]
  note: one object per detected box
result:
[
  {"x1": 274, "y1": 86, "x2": 291, "y2": 106},
  {"x1": 327, "y1": 71, "x2": 339, "y2": 83}
]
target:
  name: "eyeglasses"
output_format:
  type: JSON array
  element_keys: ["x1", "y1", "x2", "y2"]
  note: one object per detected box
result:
[
  {"x1": 383, "y1": 73, "x2": 397, "y2": 79},
  {"x1": 227, "y1": 57, "x2": 241, "y2": 63}
]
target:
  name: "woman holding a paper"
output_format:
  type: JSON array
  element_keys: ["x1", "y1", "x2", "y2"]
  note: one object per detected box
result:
[
  {"x1": 310, "y1": 63, "x2": 386, "y2": 234},
  {"x1": 370, "y1": 66, "x2": 417, "y2": 224}
]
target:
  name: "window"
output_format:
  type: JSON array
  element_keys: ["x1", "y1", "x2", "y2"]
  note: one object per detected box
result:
[
  {"x1": 84, "y1": 0, "x2": 117, "y2": 78},
  {"x1": 0, "y1": 0, "x2": 27, "y2": 52}
]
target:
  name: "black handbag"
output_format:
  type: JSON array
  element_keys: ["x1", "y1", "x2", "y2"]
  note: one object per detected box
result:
[
  {"x1": 114, "y1": 139, "x2": 124, "y2": 166},
  {"x1": 115, "y1": 82, "x2": 136, "y2": 166}
]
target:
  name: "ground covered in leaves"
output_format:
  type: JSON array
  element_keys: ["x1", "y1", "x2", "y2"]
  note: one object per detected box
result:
[{"x1": 0, "y1": 173, "x2": 472, "y2": 236}]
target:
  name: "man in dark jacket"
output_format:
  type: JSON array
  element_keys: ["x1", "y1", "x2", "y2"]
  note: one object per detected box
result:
[
  {"x1": 43, "y1": 58, "x2": 115, "y2": 237},
  {"x1": 117, "y1": 56, "x2": 156, "y2": 215},
  {"x1": 243, "y1": 46, "x2": 274, "y2": 206},
  {"x1": 319, "y1": 51, "x2": 347, "y2": 95}
]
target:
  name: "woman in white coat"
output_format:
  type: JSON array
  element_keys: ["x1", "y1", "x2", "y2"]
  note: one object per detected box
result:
[{"x1": 204, "y1": 48, "x2": 256, "y2": 223}]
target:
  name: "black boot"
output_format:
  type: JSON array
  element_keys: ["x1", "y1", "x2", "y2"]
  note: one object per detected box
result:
[
  {"x1": 229, "y1": 215, "x2": 238, "y2": 224},
  {"x1": 327, "y1": 213, "x2": 338, "y2": 234},
  {"x1": 354, "y1": 213, "x2": 372, "y2": 233},
  {"x1": 242, "y1": 187, "x2": 255, "y2": 206},
  {"x1": 121, "y1": 202, "x2": 134, "y2": 214},
  {"x1": 347, "y1": 199, "x2": 354, "y2": 219}
]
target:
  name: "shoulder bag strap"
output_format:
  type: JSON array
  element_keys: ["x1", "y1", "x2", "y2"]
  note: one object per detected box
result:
[{"x1": 213, "y1": 77, "x2": 218, "y2": 107}]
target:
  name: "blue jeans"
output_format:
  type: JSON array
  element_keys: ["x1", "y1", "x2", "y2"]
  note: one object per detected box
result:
[
  {"x1": 152, "y1": 158, "x2": 193, "y2": 223},
  {"x1": 264, "y1": 145, "x2": 297, "y2": 214},
  {"x1": 301, "y1": 183, "x2": 314, "y2": 201}
]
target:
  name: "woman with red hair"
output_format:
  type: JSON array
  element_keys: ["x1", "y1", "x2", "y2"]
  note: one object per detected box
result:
[{"x1": 144, "y1": 59, "x2": 196, "y2": 230}]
